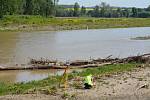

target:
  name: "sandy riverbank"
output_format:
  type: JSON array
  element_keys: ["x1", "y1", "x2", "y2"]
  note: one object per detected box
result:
[{"x1": 1, "y1": 66, "x2": 150, "y2": 100}]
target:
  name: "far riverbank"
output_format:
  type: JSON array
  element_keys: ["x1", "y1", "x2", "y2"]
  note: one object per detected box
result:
[{"x1": 1, "y1": 16, "x2": 150, "y2": 32}]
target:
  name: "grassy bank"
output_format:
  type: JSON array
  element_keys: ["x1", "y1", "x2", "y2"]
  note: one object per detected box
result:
[
  {"x1": 0, "y1": 63, "x2": 139, "y2": 96},
  {"x1": 0, "y1": 15, "x2": 150, "y2": 32}
]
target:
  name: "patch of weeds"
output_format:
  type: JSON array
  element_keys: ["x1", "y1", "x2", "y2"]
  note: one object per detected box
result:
[
  {"x1": 72, "y1": 70, "x2": 80, "y2": 74},
  {"x1": 70, "y1": 93, "x2": 77, "y2": 100},
  {"x1": 25, "y1": 88, "x2": 38, "y2": 94},
  {"x1": 61, "y1": 92, "x2": 77, "y2": 100},
  {"x1": 61, "y1": 92, "x2": 70, "y2": 99},
  {"x1": 72, "y1": 81, "x2": 83, "y2": 89},
  {"x1": 39, "y1": 86, "x2": 58, "y2": 95},
  {"x1": 0, "y1": 83, "x2": 8, "y2": 95},
  {"x1": 104, "y1": 74, "x2": 112, "y2": 78}
]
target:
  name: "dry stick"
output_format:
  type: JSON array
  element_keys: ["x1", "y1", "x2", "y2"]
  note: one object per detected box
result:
[
  {"x1": 105, "y1": 55, "x2": 113, "y2": 59},
  {"x1": 59, "y1": 65, "x2": 69, "y2": 90}
]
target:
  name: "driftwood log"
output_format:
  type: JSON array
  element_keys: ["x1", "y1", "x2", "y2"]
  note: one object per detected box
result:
[{"x1": 1, "y1": 53, "x2": 150, "y2": 70}]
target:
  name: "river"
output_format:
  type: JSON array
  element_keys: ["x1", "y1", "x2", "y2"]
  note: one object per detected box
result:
[{"x1": 0, "y1": 27, "x2": 150, "y2": 83}]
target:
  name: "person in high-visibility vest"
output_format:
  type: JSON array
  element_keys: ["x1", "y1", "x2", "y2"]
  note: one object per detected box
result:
[{"x1": 84, "y1": 74, "x2": 93, "y2": 89}]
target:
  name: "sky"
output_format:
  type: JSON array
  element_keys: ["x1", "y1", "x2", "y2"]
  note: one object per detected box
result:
[{"x1": 59, "y1": 0, "x2": 150, "y2": 8}]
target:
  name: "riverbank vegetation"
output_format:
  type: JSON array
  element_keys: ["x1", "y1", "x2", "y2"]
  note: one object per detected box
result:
[
  {"x1": 1, "y1": 16, "x2": 150, "y2": 32},
  {"x1": 1, "y1": 1, "x2": 150, "y2": 18},
  {"x1": 1, "y1": 1, "x2": 150, "y2": 31},
  {"x1": 0, "y1": 63, "x2": 139, "y2": 96}
]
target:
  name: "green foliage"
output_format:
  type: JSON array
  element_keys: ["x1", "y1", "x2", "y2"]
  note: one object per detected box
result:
[
  {"x1": 41, "y1": 0, "x2": 54, "y2": 17},
  {"x1": 80, "y1": 6, "x2": 86, "y2": 16},
  {"x1": 73, "y1": 2, "x2": 80, "y2": 17},
  {"x1": 0, "y1": 1, "x2": 150, "y2": 18},
  {"x1": 138, "y1": 12, "x2": 150, "y2": 18},
  {"x1": 1, "y1": 16, "x2": 150, "y2": 31},
  {"x1": 0, "y1": 83, "x2": 9, "y2": 95},
  {"x1": 0, "y1": 0, "x2": 4, "y2": 18},
  {"x1": 78, "y1": 63, "x2": 137, "y2": 77},
  {"x1": 61, "y1": 92, "x2": 70, "y2": 99},
  {"x1": 100, "y1": 2, "x2": 110, "y2": 17},
  {"x1": 132, "y1": 7, "x2": 138, "y2": 17},
  {"x1": 23, "y1": 0, "x2": 33, "y2": 15},
  {"x1": 146, "y1": 5, "x2": 150, "y2": 11},
  {"x1": 93, "y1": 5, "x2": 100, "y2": 17},
  {"x1": 0, "y1": 76, "x2": 60, "y2": 95},
  {"x1": 0, "y1": 0, "x2": 56, "y2": 17}
]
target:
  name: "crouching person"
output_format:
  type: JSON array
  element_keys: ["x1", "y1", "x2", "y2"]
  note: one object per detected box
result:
[{"x1": 84, "y1": 74, "x2": 94, "y2": 89}]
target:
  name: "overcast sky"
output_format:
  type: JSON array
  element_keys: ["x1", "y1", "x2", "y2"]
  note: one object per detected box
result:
[{"x1": 59, "y1": 0, "x2": 150, "y2": 8}]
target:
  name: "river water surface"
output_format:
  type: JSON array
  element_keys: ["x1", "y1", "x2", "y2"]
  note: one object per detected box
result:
[{"x1": 0, "y1": 27, "x2": 150, "y2": 83}]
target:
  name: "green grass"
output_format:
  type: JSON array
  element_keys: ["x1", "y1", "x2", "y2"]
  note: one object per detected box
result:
[
  {"x1": 0, "y1": 76, "x2": 60, "y2": 95},
  {"x1": 79, "y1": 63, "x2": 137, "y2": 76},
  {"x1": 0, "y1": 63, "x2": 139, "y2": 96},
  {"x1": 68, "y1": 63, "x2": 138, "y2": 79},
  {"x1": 0, "y1": 15, "x2": 150, "y2": 32}
]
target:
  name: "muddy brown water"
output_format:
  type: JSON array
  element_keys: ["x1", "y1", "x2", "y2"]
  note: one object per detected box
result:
[{"x1": 0, "y1": 27, "x2": 150, "y2": 83}]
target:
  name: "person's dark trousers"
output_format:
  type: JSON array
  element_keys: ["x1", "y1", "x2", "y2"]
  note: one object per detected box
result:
[{"x1": 84, "y1": 83, "x2": 92, "y2": 89}]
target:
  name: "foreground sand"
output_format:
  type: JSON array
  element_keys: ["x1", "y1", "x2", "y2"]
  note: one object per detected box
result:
[{"x1": 1, "y1": 66, "x2": 150, "y2": 100}]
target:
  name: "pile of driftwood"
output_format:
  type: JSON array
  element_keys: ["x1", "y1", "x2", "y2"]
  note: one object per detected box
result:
[
  {"x1": 1, "y1": 53, "x2": 150, "y2": 70},
  {"x1": 27, "y1": 53, "x2": 150, "y2": 68}
]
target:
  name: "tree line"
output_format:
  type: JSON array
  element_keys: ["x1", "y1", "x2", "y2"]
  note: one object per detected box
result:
[
  {"x1": 0, "y1": 0, "x2": 58, "y2": 18},
  {"x1": 56, "y1": 2, "x2": 150, "y2": 18},
  {"x1": 0, "y1": 0, "x2": 150, "y2": 18}
]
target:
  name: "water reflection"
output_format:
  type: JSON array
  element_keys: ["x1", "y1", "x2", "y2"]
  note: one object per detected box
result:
[{"x1": 0, "y1": 69, "x2": 65, "y2": 83}]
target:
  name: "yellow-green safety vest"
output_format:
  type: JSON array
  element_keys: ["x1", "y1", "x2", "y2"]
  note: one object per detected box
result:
[{"x1": 84, "y1": 75, "x2": 93, "y2": 85}]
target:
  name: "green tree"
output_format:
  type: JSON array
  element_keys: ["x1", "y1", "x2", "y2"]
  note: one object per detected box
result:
[
  {"x1": 132, "y1": 7, "x2": 138, "y2": 17},
  {"x1": 53, "y1": 0, "x2": 59, "y2": 7},
  {"x1": 38, "y1": 0, "x2": 54, "y2": 17},
  {"x1": 73, "y1": 2, "x2": 80, "y2": 17},
  {"x1": 68, "y1": 9, "x2": 74, "y2": 17},
  {"x1": 80, "y1": 6, "x2": 86, "y2": 16},
  {"x1": 56, "y1": 6, "x2": 64, "y2": 17},
  {"x1": 7, "y1": 0, "x2": 18, "y2": 15},
  {"x1": 123, "y1": 9, "x2": 130, "y2": 18},
  {"x1": 23, "y1": 0, "x2": 33, "y2": 15},
  {"x1": 116, "y1": 8, "x2": 123, "y2": 17},
  {"x1": 146, "y1": 5, "x2": 150, "y2": 11},
  {"x1": 53, "y1": 0, "x2": 59, "y2": 16},
  {"x1": 32, "y1": 0, "x2": 41, "y2": 15},
  {"x1": 111, "y1": 10, "x2": 118, "y2": 18},
  {"x1": 100, "y1": 2, "x2": 110, "y2": 17},
  {"x1": 0, "y1": 0, "x2": 4, "y2": 18},
  {"x1": 93, "y1": 5, "x2": 100, "y2": 17},
  {"x1": 138, "y1": 11, "x2": 150, "y2": 18}
]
